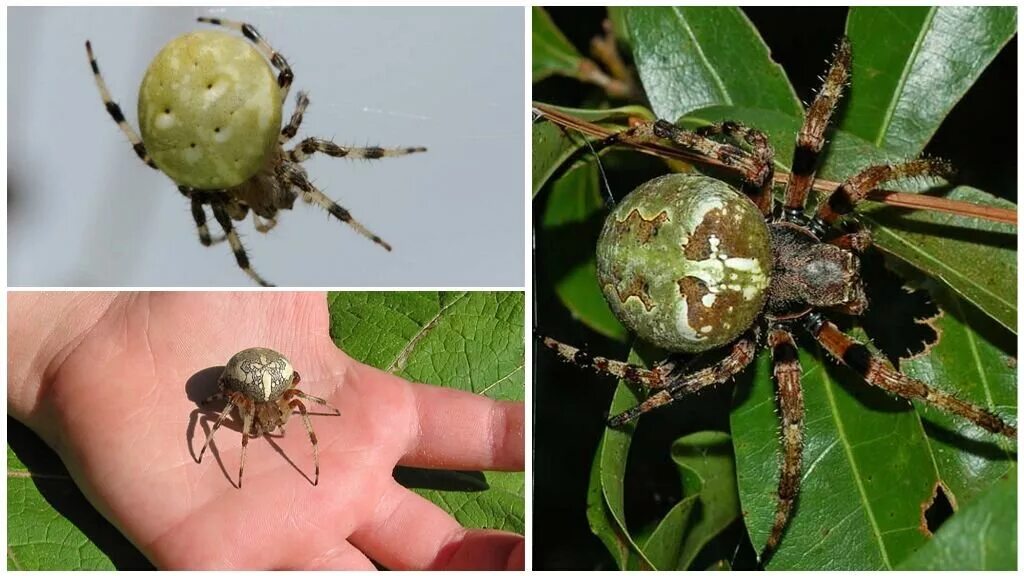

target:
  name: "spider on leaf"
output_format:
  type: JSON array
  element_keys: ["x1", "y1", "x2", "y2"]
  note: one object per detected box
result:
[
  {"x1": 539, "y1": 36, "x2": 1016, "y2": 561},
  {"x1": 86, "y1": 17, "x2": 426, "y2": 286}
]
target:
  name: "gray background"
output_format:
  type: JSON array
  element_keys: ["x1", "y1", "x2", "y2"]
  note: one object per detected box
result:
[{"x1": 9, "y1": 7, "x2": 524, "y2": 287}]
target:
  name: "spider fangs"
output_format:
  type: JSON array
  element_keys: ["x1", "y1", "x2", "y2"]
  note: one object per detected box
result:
[
  {"x1": 86, "y1": 18, "x2": 426, "y2": 286},
  {"x1": 198, "y1": 348, "x2": 340, "y2": 487},
  {"x1": 541, "y1": 36, "x2": 1017, "y2": 560}
]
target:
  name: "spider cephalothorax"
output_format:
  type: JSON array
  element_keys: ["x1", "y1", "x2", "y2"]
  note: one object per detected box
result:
[
  {"x1": 86, "y1": 18, "x2": 426, "y2": 286},
  {"x1": 541, "y1": 36, "x2": 1016, "y2": 560},
  {"x1": 198, "y1": 347, "x2": 340, "y2": 487}
]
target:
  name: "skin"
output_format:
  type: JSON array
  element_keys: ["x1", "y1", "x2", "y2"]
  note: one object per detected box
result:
[{"x1": 8, "y1": 293, "x2": 524, "y2": 570}]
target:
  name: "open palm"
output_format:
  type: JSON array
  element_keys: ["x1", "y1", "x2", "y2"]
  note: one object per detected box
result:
[{"x1": 15, "y1": 292, "x2": 524, "y2": 569}]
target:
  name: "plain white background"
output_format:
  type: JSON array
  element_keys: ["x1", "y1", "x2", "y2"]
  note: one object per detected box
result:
[{"x1": 8, "y1": 6, "x2": 525, "y2": 287}]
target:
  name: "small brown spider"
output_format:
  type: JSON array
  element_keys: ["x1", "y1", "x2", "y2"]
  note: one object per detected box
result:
[
  {"x1": 198, "y1": 347, "x2": 339, "y2": 487},
  {"x1": 86, "y1": 17, "x2": 426, "y2": 286}
]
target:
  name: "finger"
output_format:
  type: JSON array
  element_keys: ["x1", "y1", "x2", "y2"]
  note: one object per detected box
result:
[
  {"x1": 353, "y1": 362, "x2": 524, "y2": 470},
  {"x1": 349, "y1": 480, "x2": 523, "y2": 570},
  {"x1": 291, "y1": 540, "x2": 377, "y2": 570}
]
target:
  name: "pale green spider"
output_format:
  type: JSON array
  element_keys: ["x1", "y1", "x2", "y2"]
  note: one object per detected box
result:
[{"x1": 87, "y1": 17, "x2": 426, "y2": 286}]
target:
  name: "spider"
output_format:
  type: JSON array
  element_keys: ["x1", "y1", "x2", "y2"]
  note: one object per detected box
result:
[
  {"x1": 86, "y1": 17, "x2": 426, "y2": 286},
  {"x1": 540, "y1": 36, "x2": 1017, "y2": 560},
  {"x1": 198, "y1": 347, "x2": 340, "y2": 487}
]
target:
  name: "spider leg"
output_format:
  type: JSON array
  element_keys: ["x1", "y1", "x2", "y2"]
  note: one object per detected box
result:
[
  {"x1": 814, "y1": 158, "x2": 954, "y2": 225},
  {"x1": 607, "y1": 328, "x2": 760, "y2": 427},
  {"x1": 282, "y1": 166, "x2": 394, "y2": 252},
  {"x1": 763, "y1": 328, "x2": 804, "y2": 561},
  {"x1": 280, "y1": 91, "x2": 310, "y2": 144},
  {"x1": 210, "y1": 202, "x2": 274, "y2": 287},
  {"x1": 84, "y1": 41, "x2": 158, "y2": 170},
  {"x1": 696, "y1": 121, "x2": 775, "y2": 215},
  {"x1": 185, "y1": 191, "x2": 226, "y2": 246},
  {"x1": 289, "y1": 399, "x2": 321, "y2": 486},
  {"x1": 287, "y1": 137, "x2": 427, "y2": 163},
  {"x1": 827, "y1": 230, "x2": 871, "y2": 253},
  {"x1": 610, "y1": 121, "x2": 771, "y2": 203},
  {"x1": 252, "y1": 213, "x2": 277, "y2": 234},
  {"x1": 783, "y1": 37, "x2": 851, "y2": 214},
  {"x1": 196, "y1": 17, "x2": 294, "y2": 100},
  {"x1": 540, "y1": 336, "x2": 673, "y2": 389},
  {"x1": 807, "y1": 314, "x2": 1016, "y2": 439},
  {"x1": 286, "y1": 389, "x2": 342, "y2": 416},
  {"x1": 198, "y1": 397, "x2": 238, "y2": 463},
  {"x1": 237, "y1": 402, "x2": 255, "y2": 488}
]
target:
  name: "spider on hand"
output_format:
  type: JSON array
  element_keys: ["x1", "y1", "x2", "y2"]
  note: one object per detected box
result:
[
  {"x1": 86, "y1": 17, "x2": 426, "y2": 286},
  {"x1": 540, "y1": 36, "x2": 1016, "y2": 561},
  {"x1": 198, "y1": 347, "x2": 340, "y2": 487}
]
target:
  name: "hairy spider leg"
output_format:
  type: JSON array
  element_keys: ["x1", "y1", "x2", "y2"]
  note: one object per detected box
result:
[
  {"x1": 607, "y1": 121, "x2": 772, "y2": 207},
  {"x1": 808, "y1": 315, "x2": 1017, "y2": 439},
  {"x1": 198, "y1": 390, "x2": 250, "y2": 464},
  {"x1": 287, "y1": 137, "x2": 428, "y2": 163},
  {"x1": 826, "y1": 229, "x2": 872, "y2": 253},
  {"x1": 197, "y1": 17, "x2": 294, "y2": 100},
  {"x1": 763, "y1": 328, "x2": 804, "y2": 562},
  {"x1": 696, "y1": 121, "x2": 775, "y2": 216},
  {"x1": 285, "y1": 388, "x2": 342, "y2": 416},
  {"x1": 252, "y1": 213, "x2": 277, "y2": 234},
  {"x1": 539, "y1": 336, "x2": 671, "y2": 388},
  {"x1": 280, "y1": 91, "x2": 310, "y2": 144},
  {"x1": 815, "y1": 158, "x2": 955, "y2": 225},
  {"x1": 237, "y1": 401, "x2": 255, "y2": 488},
  {"x1": 84, "y1": 41, "x2": 158, "y2": 169},
  {"x1": 783, "y1": 37, "x2": 851, "y2": 214},
  {"x1": 288, "y1": 399, "x2": 321, "y2": 485},
  {"x1": 280, "y1": 164, "x2": 395, "y2": 252},
  {"x1": 210, "y1": 201, "x2": 274, "y2": 287},
  {"x1": 607, "y1": 329, "x2": 760, "y2": 427},
  {"x1": 187, "y1": 192, "x2": 227, "y2": 246}
]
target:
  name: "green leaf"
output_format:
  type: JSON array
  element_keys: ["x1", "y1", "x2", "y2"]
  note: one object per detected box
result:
[
  {"x1": 532, "y1": 103, "x2": 654, "y2": 196},
  {"x1": 532, "y1": 7, "x2": 584, "y2": 83},
  {"x1": 844, "y1": 6, "x2": 1017, "y2": 155},
  {"x1": 670, "y1": 431, "x2": 741, "y2": 569},
  {"x1": 540, "y1": 160, "x2": 628, "y2": 341},
  {"x1": 589, "y1": 347, "x2": 658, "y2": 570},
  {"x1": 900, "y1": 283, "x2": 1017, "y2": 504},
  {"x1": 327, "y1": 292, "x2": 525, "y2": 533},
  {"x1": 732, "y1": 338, "x2": 939, "y2": 569},
  {"x1": 7, "y1": 419, "x2": 151, "y2": 570},
  {"x1": 633, "y1": 496, "x2": 695, "y2": 570},
  {"x1": 585, "y1": 436, "x2": 636, "y2": 569},
  {"x1": 898, "y1": 469, "x2": 1016, "y2": 570},
  {"x1": 625, "y1": 6, "x2": 801, "y2": 122},
  {"x1": 681, "y1": 106, "x2": 1017, "y2": 331}
]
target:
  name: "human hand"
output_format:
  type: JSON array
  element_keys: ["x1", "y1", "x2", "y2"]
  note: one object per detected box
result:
[{"x1": 8, "y1": 292, "x2": 524, "y2": 569}]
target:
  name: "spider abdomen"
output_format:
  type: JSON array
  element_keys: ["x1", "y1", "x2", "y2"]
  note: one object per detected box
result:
[
  {"x1": 220, "y1": 347, "x2": 295, "y2": 403},
  {"x1": 596, "y1": 174, "x2": 772, "y2": 352},
  {"x1": 138, "y1": 31, "x2": 282, "y2": 189}
]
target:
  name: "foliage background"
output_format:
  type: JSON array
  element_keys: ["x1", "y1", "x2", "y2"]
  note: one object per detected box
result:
[{"x1": 533, "y1": 6, "x2": 1016, "y2": 570}]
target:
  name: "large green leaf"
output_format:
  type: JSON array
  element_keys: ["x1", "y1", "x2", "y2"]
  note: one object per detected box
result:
[
  {"x1": 327, "y1": 291, "x2": 525, "y2": 533},
  {"x1": 625, "y1": 6, "x2": 801, "y2": 122},
  {"x1": 897, "y1": 469, "x2": 1016, "y2": 570},
  {"x1": 679, "y1": 106, "x2": 1017, "y2": 332},
  {"x1": 843, "y1": 6, "x2": 1017, "y2": 156},
  {"x1": 532, "y1": 7, "x2": 584, "y2": 83},
  {"x1": 670, "y1": 431, "x2": 740, "y2": 569},
  {"x1": 7, "y1": 419, "x2": 151, "y2": 570},
  {"x1": 900, "y1": 283, "x2": 1017, "y2": 505}
]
